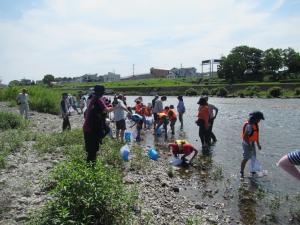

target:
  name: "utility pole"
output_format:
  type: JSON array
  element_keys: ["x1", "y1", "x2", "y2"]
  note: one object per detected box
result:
[{"x1": 132, "y1": 64, "x2": 135, "y2": 76}]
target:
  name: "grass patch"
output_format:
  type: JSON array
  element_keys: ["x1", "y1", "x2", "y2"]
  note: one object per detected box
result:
[
  {"x1": 33, "y1": 129, "x2": 84, "y2": 154},
  {"x1": 0, "y1": 111, "x2": 28, "y2": 130},
  {"x1": 30, "y1": 159, "x2": 137, "y2": 225},
  {"x1": 0, "y1": 129, "x2": 29, "y2": 168}
]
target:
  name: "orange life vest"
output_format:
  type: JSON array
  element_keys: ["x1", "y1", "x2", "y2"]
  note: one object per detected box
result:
[
  {"x1": 168, "y1": 109, "x2": 177, "y2": 121},
  {"x1": 242, "y1": 122, "x2": 259, "y2": 142},
  {"x1": 143, "y1": 106, "x2": 152, "y2": 116},
  {"x1": 135, "y1": 103, "x2": 143, "y2": 115},
  {"x1": 157, "y1": 112, "x2": 167, "y2": 119}
]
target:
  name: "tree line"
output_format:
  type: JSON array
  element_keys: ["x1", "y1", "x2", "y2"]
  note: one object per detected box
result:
[{"x1": 217, "y1": 46, "x2": 300, "y2": 82}]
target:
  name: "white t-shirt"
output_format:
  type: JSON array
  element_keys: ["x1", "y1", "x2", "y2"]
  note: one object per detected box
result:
[
  {"x1": 113, "y1": 100, "x2": 126, "y2": 121},
  {"x1": 17, "y1": 93, "x2": 29, "y2": 105}
]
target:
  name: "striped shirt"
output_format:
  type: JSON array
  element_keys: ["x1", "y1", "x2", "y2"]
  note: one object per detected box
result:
[{"x1": 288, "y1": 150, "x2": 300, "y2": 165}]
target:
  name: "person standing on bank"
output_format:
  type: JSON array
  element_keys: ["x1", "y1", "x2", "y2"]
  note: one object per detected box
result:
[
  {"x1": 83, "y1": 85, "x2": 113, "y2": 163},
  {"x1": 240, "y1": 111, "x2": 265, "y2": 178},
  {"x1": 177, "y1": 96, "x2": 185, "y2": 130},
  {"x1": 16, "y1": 88, "x2": 29, "y2": 119},
  {"x1": 60, "y1": 93, "x2": 71, "y2": 131},
  {"x1": 113, "y1": 95, "x2": 131, "y2": 142},
  {"x1": 205, "y1": 96, "x2": 218, "y2": 144}
]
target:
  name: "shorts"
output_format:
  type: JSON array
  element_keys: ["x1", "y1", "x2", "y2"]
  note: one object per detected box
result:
[
  {"x1": 242, "y1": 142, "x2": 255, "y2": 160},
  {"x1": 116, "y1": 119, "x2": 126, "y2": 130}
]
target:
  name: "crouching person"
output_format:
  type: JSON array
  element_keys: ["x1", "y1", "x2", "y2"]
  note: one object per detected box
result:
[{"x1": 168, "y1": 142, "x2": 198, "y2": 165}]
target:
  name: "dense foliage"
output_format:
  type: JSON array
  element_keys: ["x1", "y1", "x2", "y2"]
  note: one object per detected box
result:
[
  {"x1": 0, "y1": 86, "x2": 61, "y2": 114},
  {"x1": 30, "y1": 160, "x2": 137, "y2": 225},
  {"x1": 218, "y1": 46, "x2": 300, "y2": 82}
]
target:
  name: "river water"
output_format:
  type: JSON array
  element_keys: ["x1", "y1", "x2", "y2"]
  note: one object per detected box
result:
[{"x1": 117, "y1": 96, "x2": 300, "y2": 224}]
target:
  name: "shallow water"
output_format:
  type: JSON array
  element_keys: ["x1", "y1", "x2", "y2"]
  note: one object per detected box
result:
[{"x1": 116, "y1": 96, "x2": 300, "y2": 224}]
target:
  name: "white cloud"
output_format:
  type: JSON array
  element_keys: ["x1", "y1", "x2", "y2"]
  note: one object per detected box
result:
[{"x1": 0, "y1": 0, "x2": 299, "y2": 83}]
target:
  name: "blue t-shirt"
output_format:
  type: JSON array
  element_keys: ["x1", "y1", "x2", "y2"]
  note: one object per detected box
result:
[{"x1": 288, "y1": 150, "x2": 300, "y2": 165}]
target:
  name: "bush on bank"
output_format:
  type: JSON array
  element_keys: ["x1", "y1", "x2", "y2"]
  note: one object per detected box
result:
[
  {"x1": 0, "y1": 111, "x2": 27, "y2": 130},
  {"x1": 30, "y1": 159, "x2": 137, "y2": 225},
  {"x1": 268, "y1": 86, "x2": 283, "y2": 97}
]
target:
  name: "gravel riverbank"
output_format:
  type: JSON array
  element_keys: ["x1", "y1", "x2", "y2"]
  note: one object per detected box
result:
[{"x1": 0, "y1": 102, "x2": 234, "y2": 225}]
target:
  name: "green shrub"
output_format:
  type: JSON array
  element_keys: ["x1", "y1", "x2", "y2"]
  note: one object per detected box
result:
[
  {"x1": 30, "y1": 160, "x2": 137, "y2": 225},
  {"x1": 217, "y1": 87, "x2": 228, "y2": 97},
  {"x1": 244, "y1": 86, "x2": 260, "y2": 96},
  {"x1": 237, "y1": 90, "x2": 245, "y2": 98},
  {"x1": 268, "y1": 86, "x2": 282, "y2": 97},
  {"x1": 200, "y1": 88, "x2": 210, "y2": 96},
  {"x1": 210, "y1": 88, "x2": 219, "y2": 96},
  {"x1": 185, "y1": 88, "x2": 198, "y2": 96},
  {"x1": 295, "y1": 87, "x2": 300, "y2": 95},
  {"x1": 0, "y1": 112, "x2": 27, "y2": 130}
]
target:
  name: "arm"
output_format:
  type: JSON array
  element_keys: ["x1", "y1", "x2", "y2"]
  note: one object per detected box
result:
[
  {"x1": 277, "y1": 154, "x2": 300, "y2": 181},
  {"x1": 189, "y1": 149, "x2": 198, "y2": 164},
  {"x1": 256, "y1": 140, "x2": 262, "y2": 150},
  {"x1": 213, "y1": 106, "x2": 218, "y2": 119}
]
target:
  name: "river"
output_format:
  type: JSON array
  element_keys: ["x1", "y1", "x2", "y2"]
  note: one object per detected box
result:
[{"x1": 117, "y1": 96, "x2": 300, "y2": 224}]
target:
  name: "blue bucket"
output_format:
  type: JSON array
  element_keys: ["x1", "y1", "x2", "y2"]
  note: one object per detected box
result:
[
  {"x1": 124, "y1": 131, "x2": 131, "y2": 142},
  {"x1": 148, "y1": 148, "x2": 159, "y2": 160}
]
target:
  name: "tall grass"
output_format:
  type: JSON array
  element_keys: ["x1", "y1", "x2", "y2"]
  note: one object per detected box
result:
[{"x1": 0, "y1": 86, "x2": 62, "y2": 114}]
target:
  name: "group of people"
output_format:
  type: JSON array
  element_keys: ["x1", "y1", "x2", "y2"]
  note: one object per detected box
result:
[{"x1": 13, "y1": 86, "x2": 300, "y2": 181}]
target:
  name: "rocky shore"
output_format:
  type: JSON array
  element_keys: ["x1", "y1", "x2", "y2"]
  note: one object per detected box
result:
[{"x1": 0, "y1": 102, "x2": 235, "y2": 225}]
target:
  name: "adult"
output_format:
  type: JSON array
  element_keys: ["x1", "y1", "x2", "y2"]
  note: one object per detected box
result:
[
  {"x1": 60, "y1": 93, "x2": 71, "y2": 131},
  {"x1": 68, "y1": 94, "x2": 80, "y2": 115},
  {"x1": 177, "y1": 96, "x2": 185, "y2": 130},
  {"x1": 277, "y1": 150, "x2": 300, "y2": 181},
  {"x1": 205, "y1": 96, "x2": 218, "y2": 144},
  {"x1": 79, "y1": 95, "x2": 86, "y2": 114},
  {"x1": 153, "y1": 96, "x2": 167, "y2": 130},
  {"x1": 196, "y1": 97, "x2": 209, "y2": 154},
  {"x1": 168, "y1": 105, "x2": 177, "y2": 135},
  {"x1": 113, "y1": 95, "x2": 131, "y2": 142},
  {"x1": 240, "y1": 111, "x2": 265, "y2": 178},
  {"x1": 16, "y1": 88, "x2": 29, "y2": 119},
  {"x1": 83, "y1": 85, "x2": 113, "y2": 163}
]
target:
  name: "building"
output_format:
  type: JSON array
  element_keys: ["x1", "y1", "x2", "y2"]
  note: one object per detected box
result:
[
  {"x1": 102, "y1": 72, "x2": 120, "y2": 82},
  {"x1": 81, "y1": 74, "x2": 99, "y2": 82},
  {"x1": 150, "y1": 68, "x2": 170, "y2": 78},
  {"x1": 169, "y1": 67, "x2": 197, "y2": 78}
]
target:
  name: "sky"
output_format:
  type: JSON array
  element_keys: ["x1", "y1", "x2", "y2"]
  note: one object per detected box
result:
[{"x1": 0, "y1": 0, "x2": 300, "y2": 84}]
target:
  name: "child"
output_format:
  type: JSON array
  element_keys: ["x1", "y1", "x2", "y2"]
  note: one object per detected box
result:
[
  {"x1": 240, "y1": 111, "x2": 265, "y2": 178},
  {"x1": 168, "y1": 105, "x2": 177, "y2": 135},
  {"x1": 168, "y1": 142, "x2": 198, "y2": 164}
]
